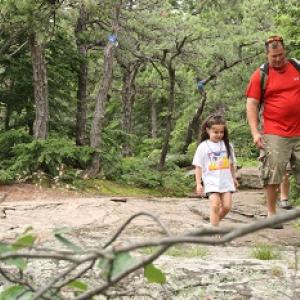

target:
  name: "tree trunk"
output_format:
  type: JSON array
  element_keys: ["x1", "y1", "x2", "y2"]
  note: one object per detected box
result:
[
  {"x1": 28, "y1": 32, "x2": 49, "y2": 139},
  {"x1": 121, "y1": 63, "x2": 138, "y2": 157},
  {"x1": 182, "y1": 91, "x2": 207, "y2": 154},
  {"x1": 88, "y1": 3, "x2": 121, "y2": 175},
  {"x1": 158, "y1": 66, "x2": 175, "y2": 170},
  {"x1": 75, "y1": 4, "x2": 88, "y2": 146},
  {"x1": 150, "y1": 98, "x2": 158, "y2": 138},
  {"x1": 89, "y1": 42, "x2": 116, "y2": 175}
]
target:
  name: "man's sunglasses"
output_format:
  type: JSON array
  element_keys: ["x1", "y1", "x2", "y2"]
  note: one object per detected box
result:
[{"x1": 265, "y1": 36, "x2": 283, "y2": 46}]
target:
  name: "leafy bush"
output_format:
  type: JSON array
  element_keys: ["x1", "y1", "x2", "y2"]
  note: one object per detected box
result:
[
  {"x1": 100, "y1": 147, "x2": 123, "y2": 180},
  {"x1": 120, "y1": 157, "x2": 162, "y2": 188},
  {"x1": 0, "y1": 135, "x2": 93, "y2": 183},
  {"x1": 0, "y1": 129, "x2": 33, "y2": 167},
  {"x1": 0, "y1": 169, "x2": 14, "y2": 184},
  {"x1": 228, "y1": 121, "x2": 258, "y2": 159},
  {"x1": 135, "y1": 138, "x2": 162, "y2": 156},
  {"x1": 6, "y1": 137, "x2": 93, "y2": 180},
  {"x1": 161, "y1": 168, "x2": 194, "y2": 196},
  {"x1": 119, "y1": 156, "x2": 194, "y2": 196}
]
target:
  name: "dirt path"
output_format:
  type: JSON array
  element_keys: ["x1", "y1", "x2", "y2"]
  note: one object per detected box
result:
[{"x1": 0, "y1": 184, "x2": 299, "y2": 246}]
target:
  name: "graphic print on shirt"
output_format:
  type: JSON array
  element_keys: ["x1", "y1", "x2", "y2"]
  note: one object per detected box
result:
[{"x1": 208, "y1": 150, "x2": 230, "y2": 171}]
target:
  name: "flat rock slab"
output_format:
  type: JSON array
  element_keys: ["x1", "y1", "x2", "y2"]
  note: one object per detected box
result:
[{"x1": 0, "y1": 184, "x2": 299, "y2": 300}]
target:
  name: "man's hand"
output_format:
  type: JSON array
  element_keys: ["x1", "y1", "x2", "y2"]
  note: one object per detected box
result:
[{"x1": 253, "y1": 132, "x2": 264, "y2": 149}]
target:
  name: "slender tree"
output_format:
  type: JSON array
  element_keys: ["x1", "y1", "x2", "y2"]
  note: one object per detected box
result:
[
  {"x1": 75, "y1": 3, "x2": 89, "y2": 145},
  {"x1": 89, "y1": 2, "x2": 121, "y2": 175},
  {"x1": 28, "y1": 32, "x2": 49, "y2": 139}
]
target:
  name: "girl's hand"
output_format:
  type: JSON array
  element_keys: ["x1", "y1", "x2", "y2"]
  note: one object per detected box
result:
[{"x1": 196, "y1": 183, "x2": 204, "y2": 196}]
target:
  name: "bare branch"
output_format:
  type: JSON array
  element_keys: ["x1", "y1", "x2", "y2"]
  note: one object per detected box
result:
[
  {"x1": 1, "y1": 208, "x2": 300, "y2": 299},
  {"x1": 104, "y1": 211, "x2": 172, "y2": 249}
]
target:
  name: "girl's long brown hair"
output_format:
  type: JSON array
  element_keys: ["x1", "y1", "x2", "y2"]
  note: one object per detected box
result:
[{"x1": 199, "y1": 114, "x2": 231, "y2": 157}]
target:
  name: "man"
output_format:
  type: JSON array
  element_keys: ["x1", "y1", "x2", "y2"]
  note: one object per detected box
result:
[{"x1": 246, "y1": 35, "x2": 300, "y2": 228}]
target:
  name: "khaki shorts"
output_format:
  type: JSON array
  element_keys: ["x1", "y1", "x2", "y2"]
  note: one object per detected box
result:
[{"x1": 259, "y1": 134, "x2": 300, "y2": 187}]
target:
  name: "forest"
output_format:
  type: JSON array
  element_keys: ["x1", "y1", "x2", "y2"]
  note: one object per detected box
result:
[
  {"x1": 0, "y1": 1, "x2": 300, "y2": 299},
  {"x1": 0, "y1": 0, "x2": 299, "y2": 196}
]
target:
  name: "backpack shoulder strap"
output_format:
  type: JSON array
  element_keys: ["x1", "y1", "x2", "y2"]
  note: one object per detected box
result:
[
  {"x1": 259, "y1": 62, "x2": 269, "y2": 105},
  {"x1": 289, "y1": 58, "x2": 300, "y2": 72}
]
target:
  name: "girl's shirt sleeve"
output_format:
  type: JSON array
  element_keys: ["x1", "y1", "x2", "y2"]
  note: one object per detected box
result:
[{"x1": 192, "y1": 143, "x2": 206, "y2": 167}]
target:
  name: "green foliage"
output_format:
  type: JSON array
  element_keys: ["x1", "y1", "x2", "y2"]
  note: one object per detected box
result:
[
  {"x1": 97, "y1": 251, "x2": 166, "y2": 285},
  {"x1": 251, "y1": 243, "x2": 281, "y2": 260},
  {"x1": 161, "y1": 168, "x2": 194, "y2": 196},
  {"x1": 53, "y1": 227, "x2": 82, "y2": 252},
  {"x1": 228, "y1": 120, "x2": 258, "y2": 159},
  {"x1": 0, "y1": 133, "x2": 94, "y2": 184},
  {"x1": 120, "y1": 157, "x2": 162, "y2": 188},
  {"x1": 71, "y1": 178, "x2": 165, "y2": 197},
  {"x1": 119, "y1": 157, "x2": 194, "y2": 196},
  {"x1": 292, "y1": 221, "x2": 300, "y2": 231},
  {"x1": 0, "y1": 228, "x2": 36, "y2": 272},
  {"x1": 289, "y1": 175, "x2": 300, "y2": 205},
  {"x1": 111, "y1": 252, "x2": 137, "y2": 279},
  {"x1": 0, "y1": 169, "x2": 14, "y2": 184},
  {"x1": 144, "y1": 263, "x2": 166, "y2": 284},
  {"x1": 67, "y1": 280, "x2": 88, "y2": 294},
  {"x1": 135, "y1": 138, "x2": 162, "y2": 157},
  {"x1": 10, "y1": 137, "x2": 93, "y2": 177},
  {"x1": 0, "y1": 129, "x2": 33, "y2": 160},
  {"x1": 0, "y1": 285, "x2": 33, "y2": 300},
  {"x1": 142, "y1": 245, "x2": 208, "y2": 258}
]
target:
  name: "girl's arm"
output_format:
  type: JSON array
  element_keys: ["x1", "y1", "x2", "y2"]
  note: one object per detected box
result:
[
  {"x1": 229, "y1": 144, "x2": 239, "y2": 188},
  {"x1": 230, "y1": 163, "x2": 239, "y2": 188},
  {"x1": 195, "y1": 166, "x2": 204, "y2": 195}
]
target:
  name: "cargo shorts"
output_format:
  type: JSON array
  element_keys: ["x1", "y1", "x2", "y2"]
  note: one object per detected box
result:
[{"x1": 259, "y1": 134, "x2": 300, "y2": 187}]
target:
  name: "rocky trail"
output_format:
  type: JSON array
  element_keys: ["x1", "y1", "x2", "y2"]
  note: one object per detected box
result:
[{"x1": 0, "y1": 183, "x2": 299, "y2": 299}]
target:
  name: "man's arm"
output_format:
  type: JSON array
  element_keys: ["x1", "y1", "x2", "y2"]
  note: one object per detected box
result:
[{"x1": 246, "y1": 97, "x2": 263, "y2": 148}]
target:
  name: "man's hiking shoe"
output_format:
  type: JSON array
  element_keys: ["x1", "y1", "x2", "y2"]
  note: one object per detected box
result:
[
  {"x1": 270, "y1": 223, "x2": 284, "y2": 229},
  {"x1": 278, "y1": 199, "x2": 293, "y2": 210}
]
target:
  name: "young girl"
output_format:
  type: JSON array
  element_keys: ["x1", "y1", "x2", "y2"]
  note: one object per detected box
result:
[{"x1": 192, "y1": 114, "x2": 238, "y2": 226}]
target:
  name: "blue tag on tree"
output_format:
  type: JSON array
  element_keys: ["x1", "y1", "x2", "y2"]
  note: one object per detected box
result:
[
  {"x1": 197, "y1": 80, "x2": 205, "y2": 91},
  {"x1": 108, "y1": 34, "x2": 118, "y2": 44}
]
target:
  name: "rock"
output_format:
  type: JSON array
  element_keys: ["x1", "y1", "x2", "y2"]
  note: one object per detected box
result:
[{"x1": 236, "y1": 167, "x2": 263, "y2": 189}]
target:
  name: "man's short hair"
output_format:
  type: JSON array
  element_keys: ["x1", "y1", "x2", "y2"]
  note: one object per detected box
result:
[{"x1": 265, "y1": 35, "x2": 285, "y2": 52}]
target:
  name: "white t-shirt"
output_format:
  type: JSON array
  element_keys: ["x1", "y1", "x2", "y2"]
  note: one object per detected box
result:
[{"x1": 192, "y1": 140, "x2": 236, "y2": 194}]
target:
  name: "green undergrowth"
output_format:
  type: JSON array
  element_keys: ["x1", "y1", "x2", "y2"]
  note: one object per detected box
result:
[
  {"x1": 141, "y1": 245, "x2": 209, "y2": 258},
  {"x1": 251, "y1": 243, "x2": 281, "y2": 260},
  {"x1": 236, "y1": 158, "x2": 258, "y2": 168},
  {"x1": 70, "y1": 178, "x2": 167, "y2": 197}
]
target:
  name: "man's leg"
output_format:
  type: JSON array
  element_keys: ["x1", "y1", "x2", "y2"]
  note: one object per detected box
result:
[
  {"x1": 279, "y1": 173, "x2": 289, "y2": 201},
  {"x1": 266, "y1": 184, "x2": 279, "y2": 216},
  {"x1": 278, "y1": 172, "x2": 293, "y2": 209},
  {"x1": 266, "y1": 183, "x2": 284, "y2": 229}
]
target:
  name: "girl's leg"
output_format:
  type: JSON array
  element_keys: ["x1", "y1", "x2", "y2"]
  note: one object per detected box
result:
[
  {"x1": 209, "y1": 193, "x2": 221, "y2": 226},
  {"x1": 219, "y1": 192, "x2": 232, "y2": 220}
]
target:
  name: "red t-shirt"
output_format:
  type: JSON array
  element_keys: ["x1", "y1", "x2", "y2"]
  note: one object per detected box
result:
[{"x1": 246, "y1": 62, "x2": 300, "y2": 137}]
